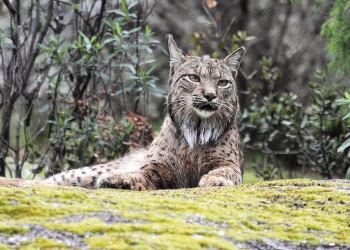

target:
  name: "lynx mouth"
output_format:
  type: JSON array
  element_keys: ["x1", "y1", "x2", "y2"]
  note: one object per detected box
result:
[
  {"x1": 198, "y1": 104, "x2": 217, "y2": 112},
  {"x1": 193, "y1": 102, "x2": 218, "y2": 111},
  {"x1": 193, "y1": 103, "x2": 218, "y2": 118}
]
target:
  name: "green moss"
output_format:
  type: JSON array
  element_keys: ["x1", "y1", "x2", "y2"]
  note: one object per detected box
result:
[
  {"x1": 0, "y1": 244, "x2": 9, "y2": 250},
  {"x1": 86, "y1": 232, "x2": 238, "y2": 250},
  {"x1": 0, "y1": 179, "x2": 349, "y2": 249},
  {"x1": 19, "y1": 237, "x2": 68, "y2": 249},
  {"x1": 0, "y1": 223, "x2": 28, "y2": 234}
]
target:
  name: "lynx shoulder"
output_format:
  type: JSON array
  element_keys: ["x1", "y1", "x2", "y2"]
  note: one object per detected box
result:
[{"x1": 0, "y1": 38, "x2": 245, "y2": 190}]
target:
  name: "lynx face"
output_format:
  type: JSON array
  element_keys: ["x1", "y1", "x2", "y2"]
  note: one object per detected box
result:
[{"x1": 167, "y1": 40, "x2": 245, "y2": 148}]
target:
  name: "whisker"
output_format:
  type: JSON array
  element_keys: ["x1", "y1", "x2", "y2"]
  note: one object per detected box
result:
[
  {"x1": 171, "y1": 101, "x2": 190, "y2": 114},
  {"x1": 166, "y1": 98, "x2": 188, "y2": 110}
]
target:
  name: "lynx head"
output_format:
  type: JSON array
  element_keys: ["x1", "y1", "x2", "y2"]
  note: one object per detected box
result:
[{"x1": 167, "y1": 38, "x2": 245, "y2": 148}]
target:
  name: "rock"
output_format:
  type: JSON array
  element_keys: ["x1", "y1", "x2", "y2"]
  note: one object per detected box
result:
[{"x1": 0, "y1": 179, "x2": 349, "y2": 249}]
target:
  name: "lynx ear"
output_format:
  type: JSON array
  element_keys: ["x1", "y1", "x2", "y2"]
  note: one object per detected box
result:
[
  {"x1": 168, "y1": 37, "x2": 186, "y2": 77},
  {"x1": 224, "y1": 47, "x2": 246, "y2": 78}
]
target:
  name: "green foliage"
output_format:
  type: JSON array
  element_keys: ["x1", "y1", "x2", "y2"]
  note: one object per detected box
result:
[
  {"x1": 306, "y1": 76, "x2": 349, "y2": 178},
  {"x1": 252, "y1": 155, "x2": 279, "y2": 181},
  {"x1": 336, "y1": 92, "x2": 350, "y2": 153},
  {"x1": 321, "y1": 0, "x2": 350, "y2": 76},
  {"x1": 0, "y1": 0, "x2": 162, "y2": 178},
  {"x1": 188, "y1": 29, "x2": 253, "y2": 58},
  {"x1": 283, "y1": 0, "x2": 350, "y2": 74},
  {"x1": 335, "y1": 91, "x2": 350, "y2": 179},
  {"x1": 29, "y1": 103, "x2": 134, "y2": 175},
  {"x1": 283, "y1": 0, "x2": 350, "y2": 76},
  {"x1": 272, "y1": 0, "x2": 350, "y2": 178},
  {"x1": 231, "y1": 30, "x2": 255, "y2": 51},
  {"x1": 241, "y1": 59, "x2": 350, "y2": 179},
  {"x1": 27, "y1": 0, "x2": 161, "y2": 176}
]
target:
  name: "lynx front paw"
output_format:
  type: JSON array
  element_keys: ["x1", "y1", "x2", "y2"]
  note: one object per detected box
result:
[
  {"x1": 97, "y1": 173, "x2": 156, "y2": 191},
  {"x1": 199, "y1": 167, "x2": 242, "y2": 187},
  {"x1": 198, "y1": 175, "x2": 234, "y2": 187}
]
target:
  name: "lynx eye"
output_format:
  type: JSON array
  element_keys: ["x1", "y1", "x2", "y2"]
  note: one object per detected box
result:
[
  {"x1": 217, "y1": 80, "x2": 230, "y2": 87},
  {"x1": 188, "y1": 75, "x2": 201, "y2": 83}
]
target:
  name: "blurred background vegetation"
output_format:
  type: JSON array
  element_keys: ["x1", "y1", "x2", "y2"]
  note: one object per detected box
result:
[{"x1": 0, "y1": 0, "x2": 349, "y2": 183}]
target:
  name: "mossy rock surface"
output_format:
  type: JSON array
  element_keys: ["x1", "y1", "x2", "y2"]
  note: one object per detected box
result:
[{"x1": 1, "y1": 179, "x2": 350, "y2": 249}]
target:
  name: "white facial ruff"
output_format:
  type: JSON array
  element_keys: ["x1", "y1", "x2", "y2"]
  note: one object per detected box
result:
[
  {"x1": 182, "y1": 127, "x2": 197, "y2": 148},
  {"x1": 194, "y1": 108, "x2": 215, "y2": 118}
]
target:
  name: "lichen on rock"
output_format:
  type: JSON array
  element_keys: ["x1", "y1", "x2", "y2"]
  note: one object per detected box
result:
[{"x1": 0, "y1": 179, "x2": 349, "y2": 249}]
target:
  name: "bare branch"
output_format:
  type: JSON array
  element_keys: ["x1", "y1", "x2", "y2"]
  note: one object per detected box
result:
[
  {"x1": 201, "y1": 1, "x2": 219, "y2": 38},
  {"x1": 93, "y1": 0, "x2": 107, "y2": 33},
  {"x1": 2, "y1": 0, "x2": 18, "y2": 16},
  {"x1": 222, "y1": 16, "x2": 236, "y2": 42},
  {"x1": 26, "y1": 0, "x2": 40, "y2": 68},
  {"x1": 24, "y1": 0, "x2": 55, "y2": 81}
]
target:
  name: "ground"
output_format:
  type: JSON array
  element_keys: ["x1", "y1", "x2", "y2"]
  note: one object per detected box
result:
[{"x1": 0, "y1": 179, "x2": 350, "y2": 249}]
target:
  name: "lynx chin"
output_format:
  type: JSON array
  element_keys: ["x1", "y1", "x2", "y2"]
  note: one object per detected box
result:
[{"x1": 0, "y1": 38, "x2": 246, "y2": 190}]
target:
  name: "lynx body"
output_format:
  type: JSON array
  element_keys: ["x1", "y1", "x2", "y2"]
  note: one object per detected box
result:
[{"x1": 0, "y1": 38, "x2": 245, "y2": 190}]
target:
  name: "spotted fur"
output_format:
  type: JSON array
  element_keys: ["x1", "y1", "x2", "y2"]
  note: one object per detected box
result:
[{"x1": 0, "y1": 38, "x2": 245, "y2": 190}]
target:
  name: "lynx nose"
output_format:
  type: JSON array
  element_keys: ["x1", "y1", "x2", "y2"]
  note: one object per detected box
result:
[{"x1": 204, "y1": 92, "x2": 216, "y2": 102}]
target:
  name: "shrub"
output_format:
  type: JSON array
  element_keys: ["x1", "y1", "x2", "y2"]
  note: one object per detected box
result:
[
  {"x1": 0, "y1": 0, "x2": 162, "y2": 178},
  {"x1": 240, "y1": 60, "x2": 350, "y2": 180}
]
